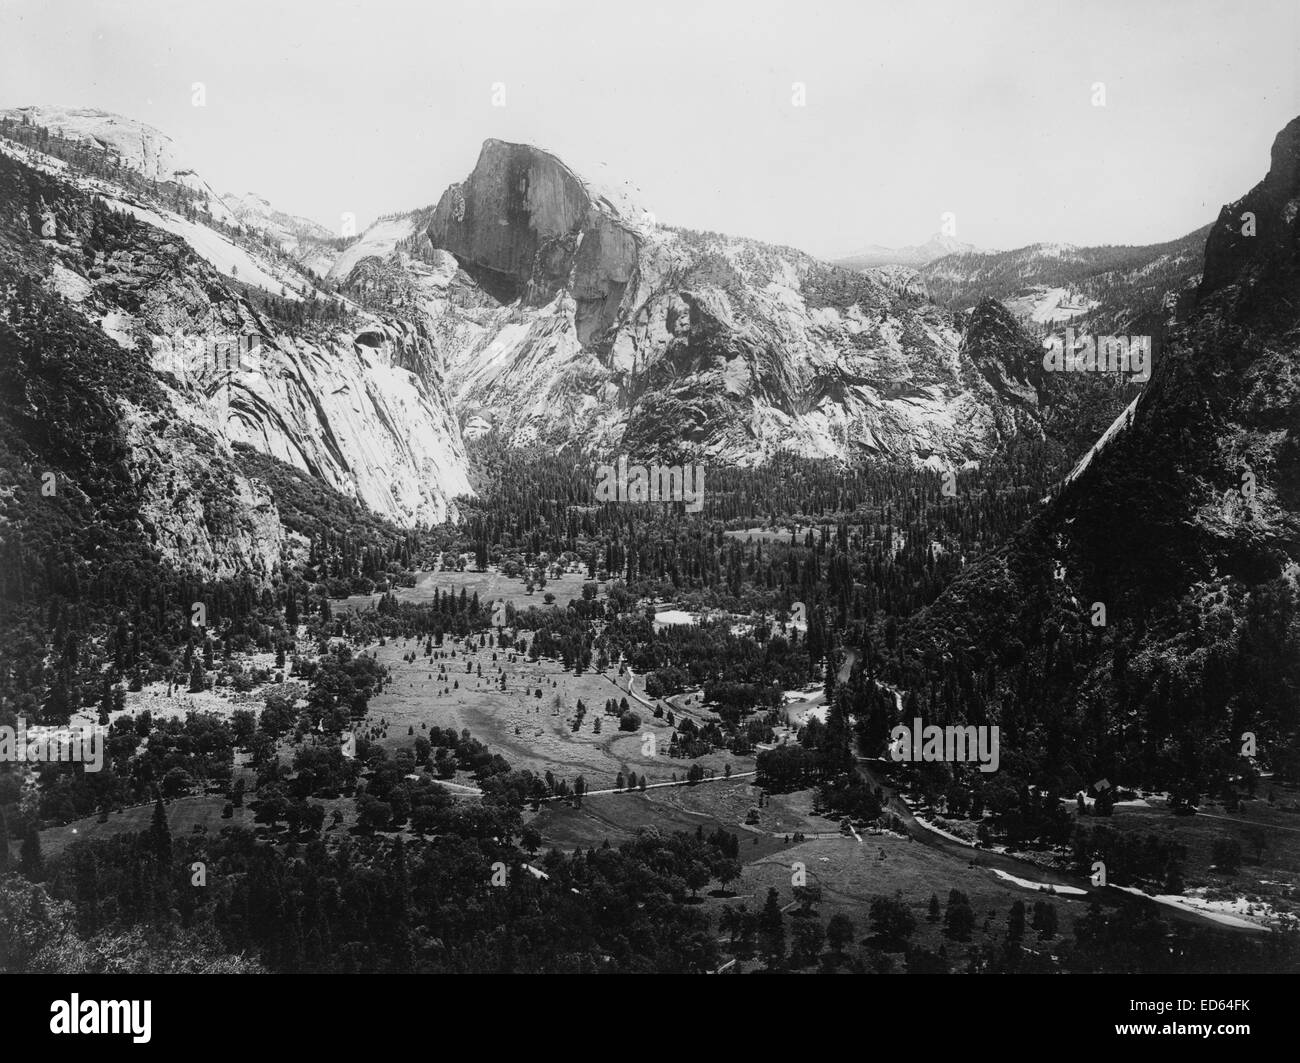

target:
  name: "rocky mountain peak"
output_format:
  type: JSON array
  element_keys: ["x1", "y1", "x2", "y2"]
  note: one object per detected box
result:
[
  {"x1": 1056, "y1": 114, "x2": 1300, "y2": 566},
  {"x1": 964, "y1": 295, "x2": 1025, "y2": 337},
  {"x1": 427, "y1": 139, "x2": 640, "y2": 344},
  {"x1": 833, "y1": 231, "x2": 982, "y2": 270},
  {"x1": 958, "y1": 297, "x2": 1044, "y2": 419},
  {"x1": 1198, "y1": 116, "x2": 1300, "y2": 307}
]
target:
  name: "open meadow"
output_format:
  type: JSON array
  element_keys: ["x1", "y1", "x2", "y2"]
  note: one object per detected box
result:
[{"x1": 358, "y1": 634, "x2": 753, "y2": 791}]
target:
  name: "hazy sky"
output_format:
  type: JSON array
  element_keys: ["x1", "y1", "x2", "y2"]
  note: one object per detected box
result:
[{"x1": 1, "y1": 0, "x2": 1296, "y2": 257}]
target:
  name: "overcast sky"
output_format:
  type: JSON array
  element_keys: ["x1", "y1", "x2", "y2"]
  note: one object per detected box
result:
[{"x1": 1, "y1": 0, "x2": 1296, "y2": 257}]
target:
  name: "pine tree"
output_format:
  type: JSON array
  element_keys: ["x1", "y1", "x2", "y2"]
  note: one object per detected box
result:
[
  {"x1": 149, "y1": 797, "x2": 172, "y2": 864},
  {"x1": 944, "y1": 890, "x2": 975, "y2": 942},
  {"x1": 20, "y1": 824, "x2": 43, "y2": 880},
  {"x1": 1007, "y1": 900, "x2": 1026, "y2": 943},
  {"x1": 759, "y1": 887, "x2": 786, "y2": 970}
]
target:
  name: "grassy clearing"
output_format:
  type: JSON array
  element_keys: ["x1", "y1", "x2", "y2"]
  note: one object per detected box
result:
[
  {"x1": 528, "y1": 780, "x2": 796, "y2": 862},
  {"x1": 528, "y1": 781, "x2": 846, "y2": 860},
  {"x1": 722, "y1": 526, "x2": 802, "y2": 543},
  {"x1": 713, "y1": 832, "x2": 1096, "y2": 967},
  {"x1": 337, "y1": 569, "x2": 598, "y2": 615},
  {"x1": 38, "y1": 795, "x2": 247, "y2": 858},
  {"x1": 360, "y1": 635, "x2": 753, "y2": 789},
  {"x1": 649, "y1": 780, "x2": 833, "y2": 838},
  {"x1": 38, "y1": 794, "x2": 358, "y2": 858}
]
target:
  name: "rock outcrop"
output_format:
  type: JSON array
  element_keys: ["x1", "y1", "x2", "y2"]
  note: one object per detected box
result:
[{"x1": 429, "y1": 139, "x2": 640, "y2": 344}]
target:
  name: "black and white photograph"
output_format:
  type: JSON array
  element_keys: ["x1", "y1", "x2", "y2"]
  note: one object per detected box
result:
[{"x1": 0, "y1": 0, "x2": 1297, "y2": 1034}]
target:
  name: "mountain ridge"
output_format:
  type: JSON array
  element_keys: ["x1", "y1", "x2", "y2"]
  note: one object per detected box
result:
[
  {"x1": 894, "y1": 115, "x2": 1300, "y2": 793},
  {"x1": 0, "y1": 103, "x2": 1185, "y2": 518},
  {"x1": 0, "y1": 117, "x2": 473, "y2": 546},
  {"x1": 832, "y1": 231, "x2": 983, "y2": 270}
]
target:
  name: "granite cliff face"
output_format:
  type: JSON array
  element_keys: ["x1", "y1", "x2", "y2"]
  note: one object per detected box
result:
[
  {"x1": 429, "y1": 139, "x2": 642, "y2": 345},
  {"x1": 0, "y1": 112, "x2": 472, "y2": 568},
  {"x1": 3, "y1": 106, "x2": 237, "y2": 224},
  {"x1": 417, "y1": 139, "x2": 1061, "y2": 467}
]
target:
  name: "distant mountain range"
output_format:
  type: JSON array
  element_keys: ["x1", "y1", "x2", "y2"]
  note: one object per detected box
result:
[
  {"x1": 831, "y1": 232, "x2": 981, "y2": 270},
  {"x1": 833, "y1": 225, "x2": 1210, "y2": 346},
  {"x1": 920, "y1": 228, "x2": 1211, "y2": 336}
]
